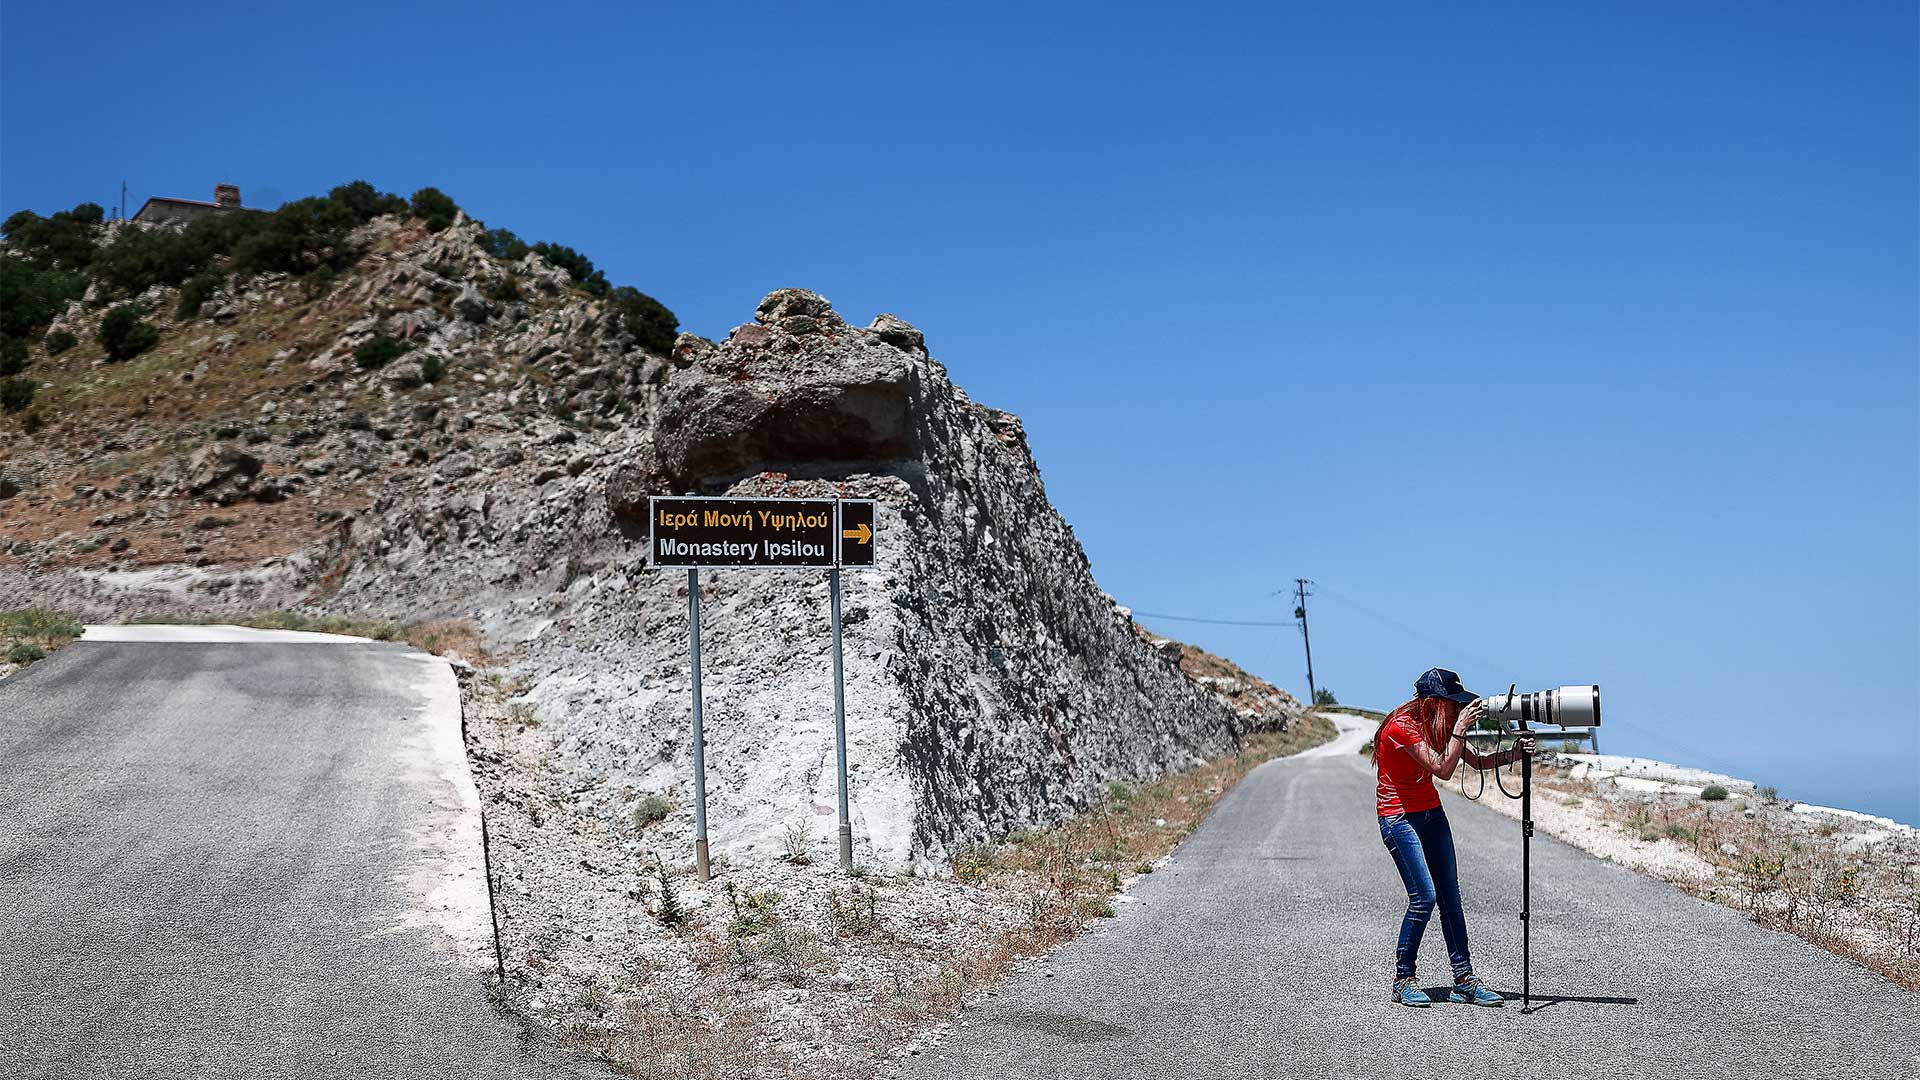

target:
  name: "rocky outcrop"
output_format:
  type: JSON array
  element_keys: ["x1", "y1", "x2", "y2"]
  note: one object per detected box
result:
[
  {"x1": 606, "y1": 292, "x2": 917, "y2": 505},
  {"x1": 324, "y1": 288, "x2": 1296, "y2": 867}
]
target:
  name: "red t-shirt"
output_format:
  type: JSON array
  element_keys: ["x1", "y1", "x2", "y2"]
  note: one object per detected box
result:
[{"x1": 1376, "y1": 713, "x2": 1441, "y2": 816}]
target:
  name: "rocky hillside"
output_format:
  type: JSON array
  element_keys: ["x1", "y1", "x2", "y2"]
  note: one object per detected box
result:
[{"x1": 0, "y1": 192, "x2": 1301, "y2": 867}]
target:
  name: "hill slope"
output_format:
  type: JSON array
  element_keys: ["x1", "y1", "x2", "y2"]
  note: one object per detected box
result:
[{"x1": 1, "y1": 201, "x2": 1302, "y2": 866}]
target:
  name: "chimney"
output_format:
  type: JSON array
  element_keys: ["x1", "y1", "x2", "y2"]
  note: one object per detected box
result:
[{"x1": 214, "y1": 184, "x2": 241, "y2": 208}]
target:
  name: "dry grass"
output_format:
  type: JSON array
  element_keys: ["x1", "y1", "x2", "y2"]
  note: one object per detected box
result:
[
  {"x1": 1545, "y1": 771, "x2": 1920, "y2": 989},
  {"x1": 126, "y1": 610, "x2": 491, "y2": 664},
  {"x1": 0, "y1": 607, "x2": 83, "y2": 668}
]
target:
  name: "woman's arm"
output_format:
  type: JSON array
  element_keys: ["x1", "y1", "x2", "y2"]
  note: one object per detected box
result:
[
  {"x1": 1462, "y1": 733, "x2": 1539, "y2": 770},
  {"x1": 1401, "y1": 700, "x2": 1487, "y2": 781}
]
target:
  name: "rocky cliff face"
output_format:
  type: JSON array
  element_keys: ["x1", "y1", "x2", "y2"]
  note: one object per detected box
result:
[
  {"x1": 329, "y1": 283, "x2": 1285, "y2": 866},
  {"x1": 2, "y1": 213, "x2": 1298, "y2": 868}
]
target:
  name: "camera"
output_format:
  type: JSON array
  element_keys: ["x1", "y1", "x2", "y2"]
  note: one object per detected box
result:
[{"x1": 1482, "y1": 684, "x2": 1600, "y2": 728}]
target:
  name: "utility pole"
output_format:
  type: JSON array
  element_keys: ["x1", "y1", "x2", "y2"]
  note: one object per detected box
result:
[{"x1": 1293, "y1": 578, "x2": 1317, "y2": 706}]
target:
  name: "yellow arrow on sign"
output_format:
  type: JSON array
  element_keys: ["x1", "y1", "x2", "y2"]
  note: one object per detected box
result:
[{"x1": 842, "y1": 523, "x2": 872, "y2": 544}]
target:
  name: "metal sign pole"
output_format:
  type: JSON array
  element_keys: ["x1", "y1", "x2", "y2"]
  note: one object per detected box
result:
[
  {"x1": 830, "y1": 566, "x2": 852, "y2": 873},
  {"x1": 688, "y1": 568, "x2": 711, "y2": 882}
]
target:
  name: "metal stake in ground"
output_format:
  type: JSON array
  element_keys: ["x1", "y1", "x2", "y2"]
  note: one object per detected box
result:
[
  {"x1": 688, "y1": 568, "x2": 711, "y2": 882},
  {"x1": 830, "y1": 566, "x2": 852, "y2": 872}
]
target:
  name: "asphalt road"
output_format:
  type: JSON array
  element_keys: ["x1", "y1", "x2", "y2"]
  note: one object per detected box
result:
[
  {"x1": 903, "y1": 714, "x2": 1920, "y2": 1079},
  {"x1": 0, "y1": 629, "x2": 606, "y2": 1079}
]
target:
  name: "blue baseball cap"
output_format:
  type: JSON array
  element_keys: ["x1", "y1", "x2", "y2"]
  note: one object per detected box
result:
[{"x1": 1414, "y1": 668, "x2": 1478, "y2": 705}]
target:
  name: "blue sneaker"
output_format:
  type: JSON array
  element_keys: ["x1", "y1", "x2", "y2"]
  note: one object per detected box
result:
[
  {"x1": 1449, "y1": 975, "x2": 1504, "y2": 1007},
  {"x1": 1392, "y1": 978, "x2": 1431, "y2": 1007}
]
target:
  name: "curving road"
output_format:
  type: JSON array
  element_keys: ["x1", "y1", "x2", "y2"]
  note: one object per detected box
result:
[
  {"x1": 0, "y1": 626, "x2": 605, "y2": 1079},
  {"x1": 902, "y1": 713, "x2": 1919, "y2": 1079}
]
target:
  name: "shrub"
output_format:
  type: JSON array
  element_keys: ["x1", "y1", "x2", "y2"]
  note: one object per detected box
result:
[
  {"x1": 530, "y1": 241, "x2": 608, "y2": 296},
  {"x1": 7, "y1": 642, "x2": 46, "y2": 665},
  {"x1": 485, "y1": 275, "x2": 522, "y2": 304},
  {"x1": 22, "y1": 412, "x2": 44, "y2": 434},
  {"x1": 90, "y1": 215, "x2": 249, "y2": 296},
  {"x1": 825, "y1": 887, "x2": 880, "y2": 937},
  {"x1": 1758, "y1": 785, "x2": 1779, "y2": 803},
  {"x1": 952, "y1": 843, "x2": 998, "y2": 884},
  {"x1": 0, "y1": 336, "x2": 24, "y2": 377},
  {"x1": 608, "y1": 285, "x2": 679, "y2": 355},
  {"x1": 419, "y1": 354, "x2": 446, "y2": 384},
  {"x1": 228, "y1": 196, "x2": 355, "y2": 278},
  {"x1": 176, "y1": 273, "x2": 219, "y2": 320},
  {"x1": 409, "y1": 187, "x2": 460, "y2": 233},
  {"x1": 1701, "y1": 785, "x2": 1730, "y2": 802},
  {"x1": 1, "y1": 202, "x2": 102, "y2": 271},
  {"x1": 301, "y1": 267, "x2": 337, "y2": 299},
  {"x1": 0, "y1": 377, "x2": 38, "y2": 413},
  {"x1": 353, "y1": 335, "x2": 409, "y2": 370},
  {"x1": 654, "y1": 864, "x2": 688, "y2": 929},
  {"x1": 43, "y1": 329, "x2": 75, "y2": 355},
  {"x1": 631, "y1": 795, "x2": 672, "y2": 831},
  {"x1": 1313, "y1": 688, "x2": 1338, "y2": 706},
  {"x1": 781, "y1": 822, "x2": 814, "y2": 865},
  {"x1": 0, "y1": 259, "x2": 88, "y2": 339},
  {"x1": 482, "y1": 228, "x2": 529, "y2": 261},
  {"x1": 326, "y1": 180, "x2": 407, "y2": 224},
  {"x1": 97, "y1": 305, "x2": 160, "y2": 362}
]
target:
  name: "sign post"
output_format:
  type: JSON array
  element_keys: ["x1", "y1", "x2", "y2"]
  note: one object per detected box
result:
[
  {"x1": 687, "y1": 568, "x2": 710, "y2": 881},
  {"x1": 650, "y1": 496, "x2": 877, "y2": 878}
]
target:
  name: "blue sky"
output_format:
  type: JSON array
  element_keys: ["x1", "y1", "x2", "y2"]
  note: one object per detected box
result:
[{"x1": 4, "y1": 3, "x2": 1915, "y2": 823}]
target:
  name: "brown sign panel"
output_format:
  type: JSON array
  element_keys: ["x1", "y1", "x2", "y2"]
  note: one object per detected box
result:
[
  {"x1": 838, "y1": 500, "x2": 875, "y2": 567},
  {"x1": 649, "y1": 496, "x2": 838, "y2": 569}
]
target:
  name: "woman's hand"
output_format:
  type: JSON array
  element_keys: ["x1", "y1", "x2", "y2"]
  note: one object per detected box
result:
[{"x1": 1453, "y1": 699, "x2": 1487, "y2": 737}]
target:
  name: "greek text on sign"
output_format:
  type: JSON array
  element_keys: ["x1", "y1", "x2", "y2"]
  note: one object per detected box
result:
[{"x1": 649, "y1": 496, "x2": 875, "y2": 569}]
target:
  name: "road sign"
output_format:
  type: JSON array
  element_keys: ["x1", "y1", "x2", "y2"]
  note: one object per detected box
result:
[
  {"x1": 648, "y1": 494, "x2": 879, "y2": 881},
  {"x1": 838, "y1": 500, "x2": 876, "y2": 567},
  {"x1": 649, "y1": 496, "x2": 838, "y2": 570}
]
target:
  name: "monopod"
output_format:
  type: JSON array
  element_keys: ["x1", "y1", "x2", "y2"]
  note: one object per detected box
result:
[{"x1": 1480, "y1": 683, "x2": 1602, "y2": 1014}]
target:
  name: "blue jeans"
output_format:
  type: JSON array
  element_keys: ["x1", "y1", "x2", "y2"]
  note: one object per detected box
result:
[{"x1": 1379, "y1": 806, "x2": 1473, "y2": 981}]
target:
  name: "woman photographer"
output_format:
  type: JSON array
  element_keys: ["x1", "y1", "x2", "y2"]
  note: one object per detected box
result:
[{"x1": 1375, "y1": 667, "x2": 1535, "y2": 1007}]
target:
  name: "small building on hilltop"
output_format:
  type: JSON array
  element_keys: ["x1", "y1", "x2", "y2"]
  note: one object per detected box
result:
[{"x1": 132, "y1": 184, "x2": 268, "y2": 226}]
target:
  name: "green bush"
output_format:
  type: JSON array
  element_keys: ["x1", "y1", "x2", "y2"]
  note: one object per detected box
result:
[
  {"x1": 354, "y1": 335, "x2": 409, "y2": 370},
  {"x1": 482, "y1": 228, "x2": 529, "y2": 261},
  {"x1": 97, "y1": 305, "x2": 160, "y2": 362},
  {"x1": 228, "y1": 196, "x2": 355, "y2": 278},
  {"x1": 608, "y1": 286, "x2": 679, "y2": 355},
  {"x1": 0, "y1": 377, "x2": 36, "y2": 413},
  {"x1": 419, "y1": 354, "x2": 447, "y2": 384},
  {"x1": 1313, "y1": 687, "x2": 1338, "y2": 706},
  {"x1": 0, "y1": 259, "x2": 88, "y2": 339},
  {"x1": 43, "y1": 329, "x2": 76, "y2": 355},
  {"x1": 176, "y1": 273, "x2": 219, "y2": 320},
  {"x1": 0, "y1": 336, "x2": 24, "y2": 377},
  {"x1": 1701, "y1": 785, "x2": 1730, "y2": 802},
  {"x1": 631, "y1": 795, "x2": 672, "y2": 831},
  {"x1": 7, "y1": 642, "x2": 47, "y2": 665},
  {"x1": 531, "y1": 242, "x2": 608, "y2": 296},
  {"x1": 1, "y1": 202, "x2": 102, "y2": 271},
  {"x1": 409, "y1": 187, "x2": 460, "y2": 233},
  {"x1": 327, "y1": 180, "x2": 407, "y2": 224},
  {"x1": 22, "y1": 412, "x2": 45, "y2": 434}
]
